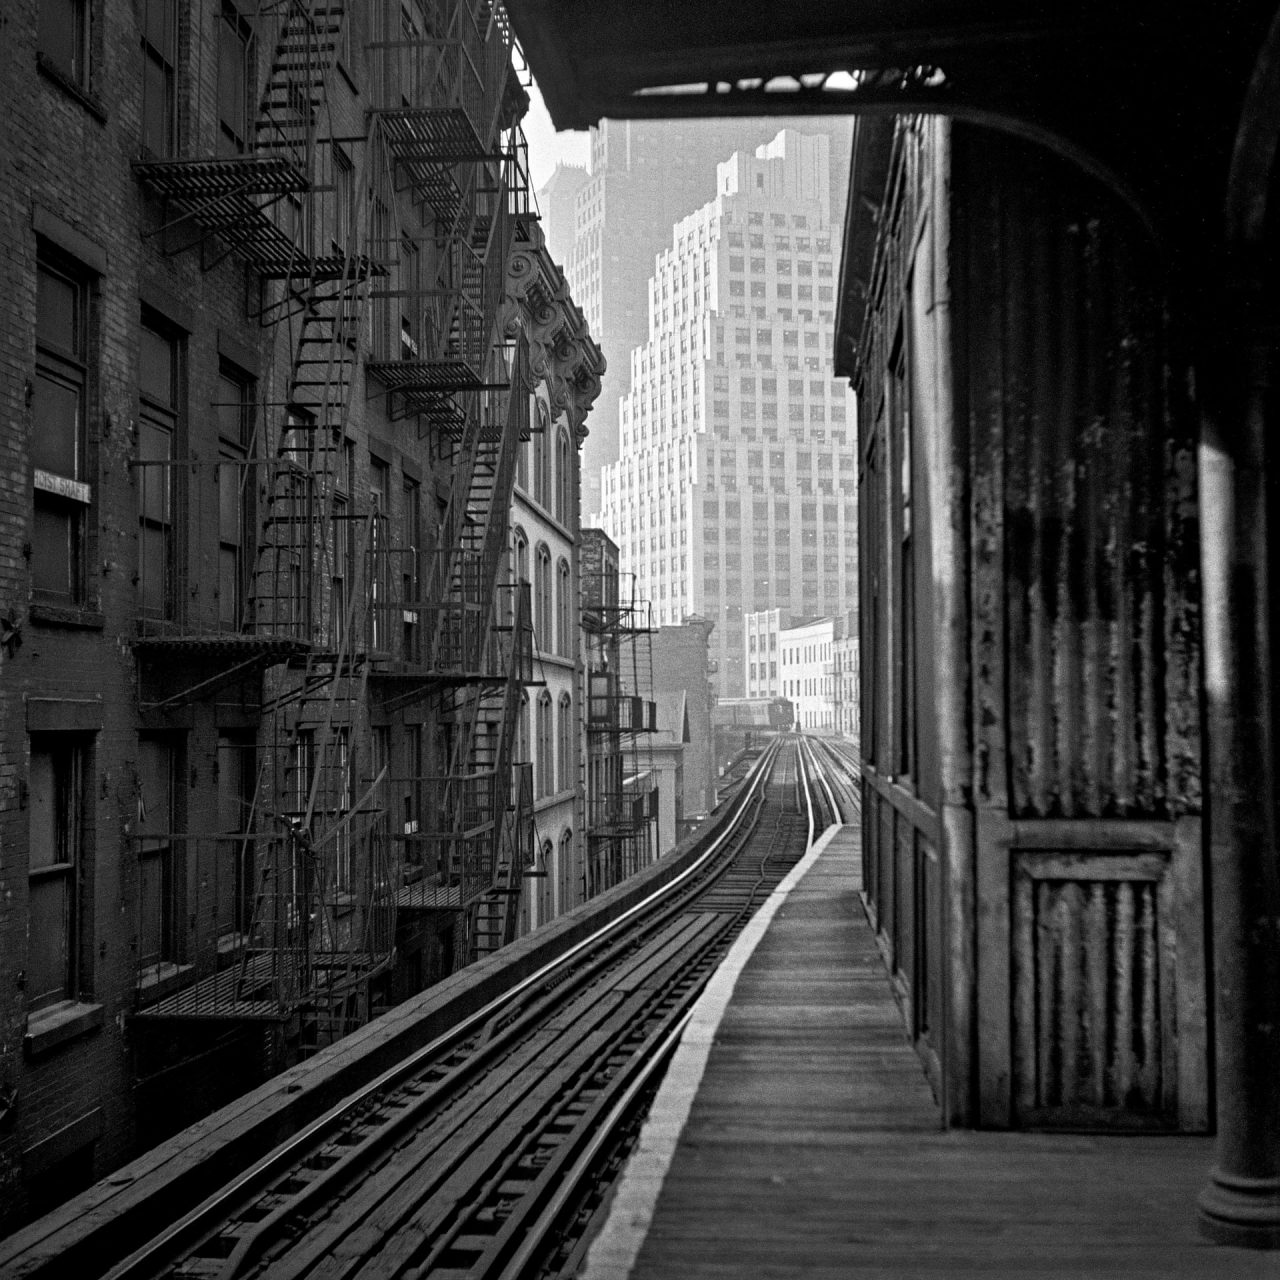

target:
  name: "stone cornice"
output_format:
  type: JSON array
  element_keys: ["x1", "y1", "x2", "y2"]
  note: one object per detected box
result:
[{"x1": 502, "y1": 231, "x2": 605, "y2": 441}]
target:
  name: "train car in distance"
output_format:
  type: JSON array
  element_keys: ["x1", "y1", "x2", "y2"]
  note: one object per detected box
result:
[{"x1": 712, "y1": 697, "x2": 795, "y2": 731}]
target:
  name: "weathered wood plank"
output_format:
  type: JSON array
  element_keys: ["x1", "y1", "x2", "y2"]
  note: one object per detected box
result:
[{"x1": 622, "y1": 826, "x2": 1268, "y2": 1279}]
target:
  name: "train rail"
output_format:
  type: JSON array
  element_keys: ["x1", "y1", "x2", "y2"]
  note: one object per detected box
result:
[{"x1": 21, "y1": 737, "x2": 861, "y2": 1280}]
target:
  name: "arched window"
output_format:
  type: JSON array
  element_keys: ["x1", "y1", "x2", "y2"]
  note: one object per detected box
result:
[
  {"x1": 533, "y1": 401, "x2": 551, "y2": 508},
  {"x1": 557, "y1": 427, "x2": 573, "y2": 525},
  {"x1": 512, "y1": 526, "x2": 529, "y2": 584},
  {"x1": 517, "y1": 692, "x2": 530, "y2": 765},
  {"x1": 557, "y1": 692, "x2": 574, "y2": 793},
  {"x1": 558, "y1": 828, "x2": 574, "y2": 916},
  {"x1": 510, "y1": 526, "x2": 529, "y2": 628},
  {"x1": 557, "y1": 557, "x2": 572, "y2": 658},
  {"x1": 539, "y1": 837, "x2": 554, "y2": 924},
  {"x1": 535, "y1": 543, "x2": 552, "y2": 652},
  {"x1": 536, "y1": 691, "x2": 553, "y2": 797},
  {"x1": 517, "y1": 395, "x2": 535, "y2": 493}
]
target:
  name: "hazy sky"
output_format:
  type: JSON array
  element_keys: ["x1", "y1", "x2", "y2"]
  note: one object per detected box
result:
[{"x1": 524, "y1": 77, "x2": 590, "y2": 191}]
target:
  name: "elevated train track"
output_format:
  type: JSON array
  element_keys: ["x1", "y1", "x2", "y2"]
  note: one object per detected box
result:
[{"x1": 5, "y1": 738, "x2": 861, "y2": 1280}]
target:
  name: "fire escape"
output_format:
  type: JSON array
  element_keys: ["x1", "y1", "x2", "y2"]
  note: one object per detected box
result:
[
  {"x1": 582, "y1": 552, "x2": 658, "y2": 897},
  {"x1": 362, "y1": 1, "x2": 539, "y2": 967},
  {"x1": 128, "y1": 2, "x2": 402, "y2": 1049}
]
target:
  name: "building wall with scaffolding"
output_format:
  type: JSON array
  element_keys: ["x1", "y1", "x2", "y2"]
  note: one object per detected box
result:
[
  {"x1": 0, "y1": 0, "x2": 577, "y2": 1230},
  {"x1": 579, "y1": 528, "x2": 659, "y2": 899}
]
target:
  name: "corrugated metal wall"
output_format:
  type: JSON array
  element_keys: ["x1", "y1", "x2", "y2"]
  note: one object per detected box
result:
[
  {"x1": 963, "y1": 137, "x2": 1202, "y2": 822},
  {"x1": 956, "y1": 128, "x2": 1206, "y2": 1130}
]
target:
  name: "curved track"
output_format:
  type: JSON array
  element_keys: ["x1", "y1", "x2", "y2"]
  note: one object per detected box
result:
[{"x1": 101, "y1": 737, "x2": 860, "y2": 1280}]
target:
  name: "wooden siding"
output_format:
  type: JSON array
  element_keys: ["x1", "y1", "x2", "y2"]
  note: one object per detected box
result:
[{"x1": 1011, "y1": 851, "x2": 1175, "y2": 1128}]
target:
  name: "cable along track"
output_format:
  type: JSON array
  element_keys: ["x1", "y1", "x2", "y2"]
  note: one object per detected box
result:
[{"x1": 110, "y1": 737, "x2": 832, "y2": 1280}]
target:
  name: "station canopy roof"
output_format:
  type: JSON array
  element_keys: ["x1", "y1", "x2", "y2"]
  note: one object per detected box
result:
[{"x1": 504, "y1": 1, "x2": 1128, "y2": 131}]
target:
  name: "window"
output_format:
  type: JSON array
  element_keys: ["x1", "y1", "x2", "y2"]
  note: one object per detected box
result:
[
  {"x1": 558, "y1": 829, "x2": 574, "y2": 915},
  {"x1": 216, "y1": 365, "x2": 253, "y2": 630},
  {"x1": 401, "y1": 476, "x2": 421, "y2": 661},
  {"x1": 518, "y1": 419, "x2": 532, "y2": 493},
  {"x1": 535, "y1": 543, "x2": 552, "y2": 651},
  {"x1": 331, "y1": 146, "x2": 354, "y2": 253},
  {"x1": 369, "y1": 456, "x2": 390, "y2": 651},
  {"x1": 512, "y1": 527, "x2": 529, "y2": 592},
  {"x1": 558, "y1": 694, "x2": 573, "y2": 793},
  {"x1": 517, "y1": 693, "x2": 530, "y2": 766},
  {"x1": 137, "y1": 735, "x2": 181, "y2": 971},
  {"x1": 141, "y1": 0, "x2": 178, "y2": 156},
  {"x1": 535, "y1": 405, "x2": 552, "y2": 507},
  {"x1": 138, "y1": 319, "x2": 181, "y2": 621},
  {"x1": 893, "y1": 336, "x2": 917, "y2": 778},
  {"x1": 33, "y1": 252, "x2": 91, "y2": 605},
  {"x1": 329, "y1": 727, "x2": 354, "y2": 893},
  {"x1": 557, "y1": 558, "x2": 572, "y2": 658},
  {"x1": 218, "y1": 3, "x2": 255, "y2": 155},
  {"x1": 401, "y1": 723, "x2": 423, "y2": 838},
  {"x1": 328, "y1": 439, "x2": 354, "y2": 648},
  {"x1": 28, "y1": 737, "x2": 89, "y2": 1009},
  {"x1": 40, "y1": 0, "x2": 88, "y2": 88},
  {"x1": 369, "y1": 198, "x2": 392, "y2": 358},
  {"x1": 557, "y1": 428, "x2": 573, "y2": 524},
  {"x1": 537, "y1": 692, "x2": 554, "y2": 797},
  {"x1": 399, "y1": 237, "x2": 420, "y2": 357},
  {"x1": 215, "y1": 733, "x2": 255, "y2": 941},
  {"x1": 538, "y1": 838, "x2": 555, "y2": 923}
]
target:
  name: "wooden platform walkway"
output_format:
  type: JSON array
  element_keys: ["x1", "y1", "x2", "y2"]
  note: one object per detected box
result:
[{"x1": 583, "y1": 826, "x2": 1276, "y2": 1279}]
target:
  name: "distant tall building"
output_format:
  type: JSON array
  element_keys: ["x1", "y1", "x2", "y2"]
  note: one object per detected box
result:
[
  {"x1": 541, "y1": 117, "x2": 851, "y2": 516},
  {"x1": 536, "y1": 162, "x2": 589, "y2": 268},
  {"x1": 595, "y1": 130, "x2": 858, "y2": 697}
]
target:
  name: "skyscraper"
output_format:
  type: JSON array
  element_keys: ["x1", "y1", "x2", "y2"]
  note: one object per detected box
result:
[
  {"x1": 541, "y1": 117, "x2": 851, "y2": 516},
  {"x1": 596, "y1": 130, "x2": 858, "y2": 697}
]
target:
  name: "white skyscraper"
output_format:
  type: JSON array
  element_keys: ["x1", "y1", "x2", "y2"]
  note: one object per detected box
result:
[{"x1": 595, "y1": 130, "x2": 858, "y2": 696}]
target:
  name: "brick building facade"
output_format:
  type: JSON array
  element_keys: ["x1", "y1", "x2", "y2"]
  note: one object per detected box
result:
[{"x1": 0, "y1": 0, "x2": 601, "y2": 1230}]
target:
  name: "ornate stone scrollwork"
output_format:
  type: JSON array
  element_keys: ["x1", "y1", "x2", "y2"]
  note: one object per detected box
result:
[{"x1": 501, "y1": 227, "x2": 605, "y2": 437}]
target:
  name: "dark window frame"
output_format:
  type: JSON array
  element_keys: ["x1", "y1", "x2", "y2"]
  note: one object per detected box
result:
[
  {"x1": 27, "y1": 734, "x2": 92, "y2": 1011},
  {"x1": 33, "y1": 250, "x2": 93, "y2": 607},
  {"x1": 137, "y1": 315, "x2": 184, "y2": 622},
  {"x1": 217, "y1": 2, "x2": 256, "y2": 155},
  {"x1": 140, "y1": 0, "x2": 179, "y2": 157},
  {"x1": 38, "y1": 0, "x2": 89, "y2": 89}
]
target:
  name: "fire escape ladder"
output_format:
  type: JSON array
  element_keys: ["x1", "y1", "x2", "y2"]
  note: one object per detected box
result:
[
  {"x1": 240, "y1": 510, "x2": 394, "y2": 1027},
  {"x1": 133, "y1": 110, "x2": 400, "y2": 1034},
  {"x1": 243, "y1": 124, "x2": 403, "y2": 1029},
  {"x1": 455, "y1": 580, "x2": 535, "y2": 965}
]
